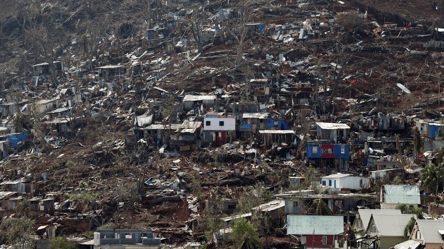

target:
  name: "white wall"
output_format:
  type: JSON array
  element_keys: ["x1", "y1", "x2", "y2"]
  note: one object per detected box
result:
[
  {"x1": 204, "y1": 117, "x2": 235, "y2": 131},
  {"x1": 321, "y1": 176, "x2": 369, "y2": 190}
]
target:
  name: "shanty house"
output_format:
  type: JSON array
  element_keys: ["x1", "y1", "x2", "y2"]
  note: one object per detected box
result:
[
  {"x1": 410, "y1": 220, "x2": 444, "y2": 249},
  {"x1": 287, "y1": 215, "x2": 343, "y2": 248},
  {"x1": 202, "y1": 113, "x2": 236, "y2": 144},
  {"x1": 259, "y1": 130, "x2": 296, "y2": 148},
  {"x1": 380, "y1": 185, "x2": 420, "y2": 209},
  {"x1": 307, "y1": 141, "x2": 350, "y2": 172},
  {"x1": 366, "y1": 214, "x2": 415, "y2": 249},
  {"x1": 353, "y1": 209, "x2": 401, "y2": 231},
  {"x1": 98, "y1": 65, "x2": 126, "y2": 79},
  {"x1": 174, "y1": 120, "x2": 202, "y2": 150},
  {"x1": 144, "y1": 123, "x2": 182, "y2": 145},
  {"x1": 316, "y1": 122, "x2": 350, "y2": 143},
  {"x1": 33, "y1": 61, "x2": 65, "y2": 76},
  {"x1": 239, "y1": 113, "x2": 269, "y2": 136},
  {"x1": 182, "y1": 95, "x2": 216, "y2": 111},
  {"x1": 416, "y1": 120, "x2": 444, "y2": 138},
  {"x1": 252, "y1": 200, "x2": 285, "y2": 228},
  {"x1": 36, "y1": 98, "x2": 61, "y2": 114}
]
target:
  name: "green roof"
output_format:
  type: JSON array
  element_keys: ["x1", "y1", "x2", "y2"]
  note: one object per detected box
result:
[
  {"x1": 287, "y1": 215, "x2": 344, "y2": 235},
  {"x1": 384, "y1": 185, "x2": 420, "y2": 204}
]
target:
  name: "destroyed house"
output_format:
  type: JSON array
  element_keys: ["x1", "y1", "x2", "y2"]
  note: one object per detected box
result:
[
  {"x1": 416, "y1": 121, "x2": 444, "y2": 138},
  {"x1": 93, "y1": 229, "x2": 161, "y2": 246},
  {"x1": 47, "y1": 107, "x2": 71, "y2": 119},
  {"x1": 98, "y1": 65, "x2": 126, "y2": 79},
  {"x1": 307, "y1": 141, "x2": 350, "y2": 172},
  {"x1": 316, "y1": 122, "x2": 350, "y2": 143},
  {"x1": 32, "y1": 61, "x2": 65, "y2": 76},
  {"x1": 182, "y1": 95, "x2": 216, "y2": 111},
  {"x1": 0, "y1": 179, "x2": 38, "y2": 194},
  {"x1": 0, "y1": 133, "x2": 29, "y2": 150},
  {"x1": 36, "y1": 98, "x2": 61, "y2": 114},
  {"x1": 206, "y1": 199, "x2": 238, "y2": 214},
  {"x1": 251, "y1": 200, "x2": 285, "y2": 228},
  {"x1": 249, "y1": 79, "x2": 271, "y2": 95},
  {"x1": 357, "y1": 113, "x2": 405, "y2": 131},
  {"x1": 276, "y1": 192, "x2": 375, "y2": 215},
  {"x1": 239, "y1": 113, "x2": 269, "y2": 132},
  {"x1": 28, "y1": 197, "x2": 54, "y2": 213},
  {"x1": 370, "y1": 168, "x2": 404, "y2": 181},
  {"x1": 173, "y1": 120, "x2": 202, "y2": 150},
  {"x1": 366, "y1": 137, "x2": 411, "y2": 156},
  {"x1": 1, "y1": 99, "x2": 29, "y2": 118},
  {"x1": 203, "y1": 113, "x2": 236, "y2": 144},
  {"x1": 0, "y1": 191, "x2": 18, "y2": 213},
  {"x1": 259, "y1": 130, "x2": 296, "y2": 148},
  {"x1": 143, "y1": 123, "x2": 182, "y2": 144}
]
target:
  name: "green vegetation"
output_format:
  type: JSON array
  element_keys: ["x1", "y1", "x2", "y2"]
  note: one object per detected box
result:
[
  {"x1": 392, "y1": 176, "x2": 403, "y2": 185},
  {"x1": 421, "y1": 163, "x2": 444, "y2": 203},
  {"x1": 229, "y1": 218, "x2": 262, "y2": 249},
  {"x1": 313, "y1": 198, "x2": 333, "y2": 215},
  {"x1": 49, "y1": 236, "x2": 77, "y2": 249},
  {"x1": 404, "y1": 216, "x2": 416, "y2": 237},
  {"x1": 0, "y1": 216, "x2": 36, "y2": 248}
]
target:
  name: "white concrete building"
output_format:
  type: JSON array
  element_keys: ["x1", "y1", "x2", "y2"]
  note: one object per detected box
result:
[
  {"x1": 202, "y1": 112, "x2": 236, "y2": 143},
  {"x1": 321, "y1": 173, "x2": 370, "y2": 190}
]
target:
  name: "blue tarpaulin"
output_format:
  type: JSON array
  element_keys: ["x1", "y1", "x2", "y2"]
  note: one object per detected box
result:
[
  {"x1": 8, "y1": 133, "x2": 28, "y2": 149},
  {"x1": 430, "y1": 125, "x2": 440, "y2": 138},
  {"x1": 307, "y1": 145, "x2": 322, "y2": 158},
  {"x1": 283, "y1": 121, "x2": 289, "y2": 130},
  {"x1": 267, "y1": 119, "x2": 274, "y2": 128},
  {"x1": 278, "y1": 119, "x2": 282, "y2": 129},
  {"x1": 240, "y1": 124, "x2": 253, "y2": 129},
  {"x1": 258, "y1": 24, "x2": 265, "y2": 33}
]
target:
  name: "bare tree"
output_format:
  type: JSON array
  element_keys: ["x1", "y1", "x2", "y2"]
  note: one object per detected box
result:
[
  {"x1": 81, "y1": 16, "x2": 110, "y2": 70},
  {"x1": 328, "y1": 44, "x2": 352, "y2": 108},
  {"x1": 226, "y1": 0, "x2": 252, "y2": 67},
  {"x1": 187, "y1": 7, "x2": 206, "y2": 53}
]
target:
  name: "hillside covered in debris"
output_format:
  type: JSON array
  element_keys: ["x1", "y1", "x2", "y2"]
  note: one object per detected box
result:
[{"x1": 0, "y1": 0, "x2": 443, "y2": 248}]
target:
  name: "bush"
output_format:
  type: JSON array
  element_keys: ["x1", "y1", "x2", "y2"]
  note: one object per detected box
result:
[
  {"x1": 336, "y1": 13, "x2": 364, "y2": 31},
  {"x1": 49, "y1": 236, "x2": 76, "y2": 249}
]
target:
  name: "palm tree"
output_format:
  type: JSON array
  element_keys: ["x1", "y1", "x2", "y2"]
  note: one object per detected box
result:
[
  {"x1": 313, "y1": 198, "x2": 333, "y2": 215},
  {"x1": 421, "y1": 164, "x2": 444, "y2": 204},
  {"x1": 229, "y1": 218, "x2": 262, "y2": 249}
]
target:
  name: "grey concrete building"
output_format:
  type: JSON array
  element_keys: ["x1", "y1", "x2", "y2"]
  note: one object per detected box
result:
[{"x1": 93, "y1": 229, "x2": 161, "y2": 249}]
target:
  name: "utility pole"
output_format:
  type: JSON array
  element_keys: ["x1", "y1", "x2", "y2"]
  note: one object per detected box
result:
[
  {"x1": 439, "y1": 73, "x2": 441, "y2": 106},
  {"x1": 441, "y1": 0, "x2": 444, "y2": 27}
]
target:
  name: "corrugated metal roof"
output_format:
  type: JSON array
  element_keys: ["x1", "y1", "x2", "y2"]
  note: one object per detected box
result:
[
  {"x1": 394, "y1": 240, "x2": 420, "y2": 249},
  {"x1": 252, "y1": 200, "x2": 285, "y2": 212},
  {"x1": 371, "y1": 214, "x2": 414, "y2": 237},
  {"x1": 384, "y1": 185, "x2": 420, "y2": 204},
  {"x1": 221, "y1": 213, "x2": 252, "y2": 222},
  {"x1": 183, "y1": 95, "x2": 216, "y2": 101},
  {"x1": 316, "y1": 122, "x2": 350, "y2": 130},
  {"x1": 416, "y1": 220, "x2": 444, "y2": 243},
  {"x1": 144, "y1": 124, "x2": 182, "y2": 130},
  {"x1": 287, "y1": 215, "x2": 344, "y2": 235},
  {"x1": 321, "y1": 173, "x2": 352, "y2": 179},
  {"x1": 259, "y1": 130, "x2": 295, "y2": 134},
  {"x1": 242, "y1": 113, "x2": 269, "y2": 119},
  {"x1": 357, "y1": 209, "x2": 401, "y2": 231}
]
